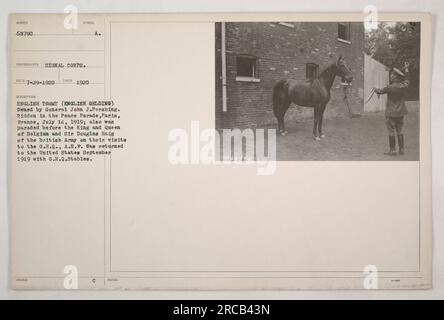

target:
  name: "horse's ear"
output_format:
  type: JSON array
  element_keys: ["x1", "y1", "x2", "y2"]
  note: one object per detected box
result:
[{"x1": 337, "y1": 55, "x2": 343, "y2": 62}]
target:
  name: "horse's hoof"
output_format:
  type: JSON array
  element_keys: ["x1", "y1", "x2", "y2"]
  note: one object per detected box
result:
[
  {"x1": 314, "y1": 136, "x2": 321, "y2": 141},
  {"x1": 281, "y1": 131, "x2": 287, "y2": 136},
  {"x1": 320, "y1": 134, "x2": 325, "y2": 138}
]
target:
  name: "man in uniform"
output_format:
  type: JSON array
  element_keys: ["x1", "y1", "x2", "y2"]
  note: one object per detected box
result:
[{"x1": 374, "y1": 67, "x2": 410, "y2": 156}]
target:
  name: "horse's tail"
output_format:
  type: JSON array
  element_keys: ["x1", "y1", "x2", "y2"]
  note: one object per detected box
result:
[{"x1": 273, "y1": 79, "x2": 287, "y2": 114}]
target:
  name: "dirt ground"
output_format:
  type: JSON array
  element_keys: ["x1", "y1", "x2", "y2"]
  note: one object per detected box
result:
[{"x1": 270, "y1": 101, "x2": 419, "y2": 161}]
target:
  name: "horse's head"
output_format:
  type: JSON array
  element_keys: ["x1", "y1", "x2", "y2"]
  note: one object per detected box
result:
[{"x1": 336, "y1": 56, "x2": 353, "y2": 84}]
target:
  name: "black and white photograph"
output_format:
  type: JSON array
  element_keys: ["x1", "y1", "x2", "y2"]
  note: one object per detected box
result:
[{"x1": 215, "y1": 21, "x2": 420, "y2": 161}]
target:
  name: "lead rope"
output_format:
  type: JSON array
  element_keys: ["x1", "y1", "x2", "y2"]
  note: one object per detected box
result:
[
  {"x1": 364, "y1": 87, "x2": 376, "y2": 105},
  {"x1": 342, "y1": 83, "x2": 362, "y2": 118}
]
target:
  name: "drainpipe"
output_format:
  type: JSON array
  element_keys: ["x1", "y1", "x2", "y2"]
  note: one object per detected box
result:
[{"x1": 221, "y1": 22, "x2": 227, "y2": 112}]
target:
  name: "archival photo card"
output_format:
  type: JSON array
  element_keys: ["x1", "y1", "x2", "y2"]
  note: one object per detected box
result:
[{"x1": 9, "y1": 12, "x2": 431, "y2": 290}]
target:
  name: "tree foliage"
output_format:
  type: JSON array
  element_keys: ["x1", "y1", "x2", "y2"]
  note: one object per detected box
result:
[
  {"x1": 365, "y1": 22, "x2": 420, "y2": 70},
  {"x1": 365, "y1": 22, "x2": 420, "y2": 100}
]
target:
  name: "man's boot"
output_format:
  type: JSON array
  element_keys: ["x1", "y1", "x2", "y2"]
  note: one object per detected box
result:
[
  {"x1": 384, "y1": 135, "x2": 397, "y2": 156},
  {"x1": 398, "y1": 134, "x2": 405, "y2": 155}
]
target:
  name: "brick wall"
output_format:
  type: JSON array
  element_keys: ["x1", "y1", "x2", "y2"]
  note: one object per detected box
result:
[{"x1": 215, "y1": 22, "x2": 365, "y2": 129}]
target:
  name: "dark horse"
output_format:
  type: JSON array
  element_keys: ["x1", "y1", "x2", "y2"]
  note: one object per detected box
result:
[{"x1": 273, "y1": 56, "x2": 353, "y2": 140}]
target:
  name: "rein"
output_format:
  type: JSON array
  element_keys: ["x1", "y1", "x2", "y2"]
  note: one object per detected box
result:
[
  {"x1": 364, "y1": 87, "x2": 379, "y2": 104},
  {"x1": 342, "y1": 83, "x2": 361, "y2": 118}
]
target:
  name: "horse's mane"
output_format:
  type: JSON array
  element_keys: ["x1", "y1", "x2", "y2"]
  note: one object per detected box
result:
[
  {"x1": 305, "y1": 62, "x2": 336, "y2": 84},
  {"x1": 317, "y1": 62, "x2": 337, "y2": 79}
]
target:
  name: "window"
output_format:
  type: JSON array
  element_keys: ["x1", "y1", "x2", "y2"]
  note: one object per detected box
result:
[
  {"x1": 306, "y1": 63, "x2": 319, "y2": 80},
  {"x1": 236, "y1": 55, "x2": 260, "y2": 82},
  {"x1": 338, "y1": 22, "x2": 351, "y2": 43}
]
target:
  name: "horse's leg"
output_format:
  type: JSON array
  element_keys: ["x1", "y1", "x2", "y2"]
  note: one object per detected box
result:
[
  {"x1": 274, "y1": 101, "x2": 290, "y2": 136},
  {"x1": 278, "y1": 113, "x2": 287, "y2": 136},
  {"x1": 313, "y1": 105, "x2": 320, "y2": 140},
  {"x1": 281, "y1": 102, "x2": 290, "y2": 135},
  {"x1": 279, "y1": 116, "x2": 285, "y2": 135},
  {"x1": 318, "y1": 104, "x2": 326, "y2": 138},
  {"x1": 276, "y1": 114, "x2": 282, "y2": 133},
  {"x1": 273, "y1": 103, "x2": 284, "y2": 134},
  {"x1": 273, "y1": 85, "x2": 286, "y2": 135},
  {"x1": 274, "y1": 107, "x2": 283, "y2": 134},
  {"x1": 278, "y1": 116, "x2": 284, "y2": 134}
]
